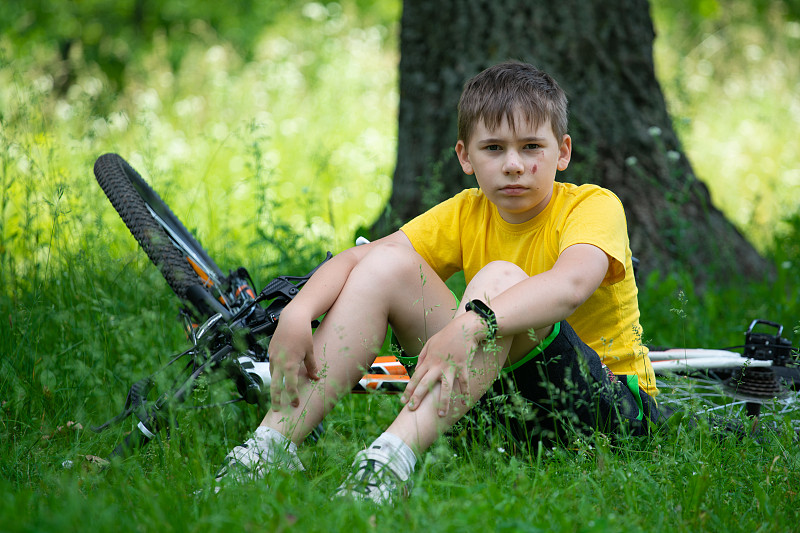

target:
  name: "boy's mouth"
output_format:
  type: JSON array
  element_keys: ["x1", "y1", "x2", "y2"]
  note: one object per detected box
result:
[{"x1": 500, "y1": 185, "x2": 527, "y2": 196}]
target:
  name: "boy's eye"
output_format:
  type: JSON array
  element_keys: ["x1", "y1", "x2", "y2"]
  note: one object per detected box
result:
[
  {"x1": 524, "y1": 143, "x2": 540, "y2": 150},
  {"x1": 485, "y1": 144, "x2": 501, "y2": 151}
]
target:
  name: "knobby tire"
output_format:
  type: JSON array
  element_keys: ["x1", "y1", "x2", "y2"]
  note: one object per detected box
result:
[{"x1": 93, "y1": 153, "x2": 221, "y2": 306}]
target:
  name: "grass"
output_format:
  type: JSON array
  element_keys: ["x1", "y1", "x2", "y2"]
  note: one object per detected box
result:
[
  {"x1": 2, "y1": 1, "x2": 800, "y2": 531},
  {"x1": 2, "y1": 196, "x2": 799, "y2": 533},
  {"x1": 3, "y1": 300, "x2": 799, "y2": 533}
]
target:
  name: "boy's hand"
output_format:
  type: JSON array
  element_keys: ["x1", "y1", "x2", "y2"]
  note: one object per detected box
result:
[
  {"x1": 268, "y1": 308, "x2": 319, "y2": 410},
  {"x1": 401, "y1": 312, "x2": 487, "y2": 417}
]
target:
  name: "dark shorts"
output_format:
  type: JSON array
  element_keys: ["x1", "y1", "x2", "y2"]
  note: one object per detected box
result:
[{"x1": 457, "y1": 321, "x2": 661, "y2": 448}]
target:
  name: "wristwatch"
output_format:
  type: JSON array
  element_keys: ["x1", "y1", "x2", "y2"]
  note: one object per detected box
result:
[{"x1": 464, "y1": 299, "x2": 497, "y2": 339}]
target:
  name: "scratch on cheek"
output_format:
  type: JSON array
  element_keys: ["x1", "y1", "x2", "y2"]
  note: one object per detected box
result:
[{"x1": 531, "y1": 163, "x2": 538, "y2": 174}]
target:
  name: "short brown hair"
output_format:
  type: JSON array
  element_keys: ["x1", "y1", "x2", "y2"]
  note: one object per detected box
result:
[{"x1": 457, "y1": 62, "x2": 568, "y2": 145}]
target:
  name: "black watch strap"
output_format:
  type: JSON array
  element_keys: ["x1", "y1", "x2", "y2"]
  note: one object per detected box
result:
[{"x1": 465, "y1": 299, "x2": 497, "y2": 339}]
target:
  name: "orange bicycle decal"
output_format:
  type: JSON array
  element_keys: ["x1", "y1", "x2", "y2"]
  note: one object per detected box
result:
[
  {"x1": 235, "y1": 284, "x2": 256, "y2": 299},
  {"x1": 187, "y1": 257, "x2": 214, "y2": 287},
  {"x1": 355, "y1": 373, "x2": 410, "y2": 393},
  {"x1": 186, "y1": 256, "x2": 229, "y2": 306},
  {"x1": 372, "y1": 356, "x2": 410, "y2": 376}
]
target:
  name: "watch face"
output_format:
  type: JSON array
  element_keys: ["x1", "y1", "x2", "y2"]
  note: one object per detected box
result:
[
  {"x1": 467, "y1": 300, "x2": 494, "y2": 321},
  {"x1": 466, "y1": 299, "x2": 497, "y2": 338},
  {"x1": 468, "y1": 299, "x2": 488, "y2": 313}
]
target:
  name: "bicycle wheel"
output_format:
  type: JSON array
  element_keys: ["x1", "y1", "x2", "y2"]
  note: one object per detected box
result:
[
  {"x1": 655, "y1": 366, "x2": 800, "y2": 432},
  {"x1": 651, "y1": 325, "x2": 800, "y2": 431},
  {"x1": 94, "y1": 153, "x2": 230, "y2": 320}
]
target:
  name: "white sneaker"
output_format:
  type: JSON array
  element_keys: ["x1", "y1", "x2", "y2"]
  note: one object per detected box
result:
[
  {"x1": 213, "y1": 427, "x2": 303, "y2": 492},
  {"x1": 335, "y1": 449, "x2": 410, "y2": 504}
]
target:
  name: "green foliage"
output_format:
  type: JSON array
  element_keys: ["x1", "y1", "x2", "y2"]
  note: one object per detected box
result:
[
  {"x1": 650, "y1": 0, "x2": 800, "y2": 247},
  {"x1": 0, "y1": 0, "x2": 400, "y2": 93},
  {"x1": 638, "y1": 264, "x2": 800, "y2": 350},
  {"x1": 769, "y1": 210, "x2": 800, "y2": 267},
  {"x1": 0, "y1": 1, "x2": 399, "y2": 293}
]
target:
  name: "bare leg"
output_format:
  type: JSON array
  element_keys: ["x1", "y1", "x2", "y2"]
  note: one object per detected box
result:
[
  {"x1": 386, "y1": 261, "x2": 553, "y2": 453},
  {"x1": 260, "y1": 242, "x2": 457, "y2": 444}
]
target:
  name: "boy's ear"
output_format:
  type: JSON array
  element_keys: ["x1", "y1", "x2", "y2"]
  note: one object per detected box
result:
[
  {"x1": 455, "y1": 140, "x2": 474, "y2": 175},
  {"x1": 557, "y1": 134, "x2": 572, "y2": 171}
]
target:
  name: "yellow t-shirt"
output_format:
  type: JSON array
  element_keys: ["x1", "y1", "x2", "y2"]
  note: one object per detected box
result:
[{"x1": 400, "y1": 183, "x2": 658, "y2": 396}]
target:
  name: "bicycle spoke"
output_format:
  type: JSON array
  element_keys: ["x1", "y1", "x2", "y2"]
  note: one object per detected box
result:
[{"x1": 657, "y1": 372, "x2": 800, "y2": 423}]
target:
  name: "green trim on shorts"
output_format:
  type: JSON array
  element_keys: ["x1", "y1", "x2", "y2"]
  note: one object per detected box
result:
[
  {"x1": 625, "y1": 374, "x2": 645, "y2": 421},
  {"x1": 500, "y1": 321, "x2": 561, "y2": 374},
  {"x1": 395, "y1": 352, "x2": 420, "y2": 366}
]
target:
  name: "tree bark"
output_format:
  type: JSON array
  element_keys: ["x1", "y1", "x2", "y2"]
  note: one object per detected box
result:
[{"x1": 378, "y1": 0, "x2": 768, "y2": 282}]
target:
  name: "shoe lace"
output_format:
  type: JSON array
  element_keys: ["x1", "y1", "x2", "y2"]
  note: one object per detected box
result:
[
  {"x1": 350, "y1": 456, "x2": 402, "y2": 497},
  {"x1": 215, "y1": 440, "x2": 261, "y2": 481}
]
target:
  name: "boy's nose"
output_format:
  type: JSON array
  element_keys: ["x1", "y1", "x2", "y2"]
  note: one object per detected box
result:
[{"x1": 503, "y1": 153, "x2": 524, "y2": 175}]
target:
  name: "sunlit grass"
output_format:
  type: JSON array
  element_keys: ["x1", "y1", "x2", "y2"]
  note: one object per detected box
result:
[{"x1": 0, "y1": 3, "x2": 398, "y2": 292}]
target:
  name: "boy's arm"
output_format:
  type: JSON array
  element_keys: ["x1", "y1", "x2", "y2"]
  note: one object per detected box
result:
[
  {"x1": 402, "y1": 243, "x2": 610, "y2": 416},
  {"x1": 489, "y1": 243, "x2": 610, "y2": 337},
  {"x1": 269, "y1": 231, "x2": 413, "y2": 409}
]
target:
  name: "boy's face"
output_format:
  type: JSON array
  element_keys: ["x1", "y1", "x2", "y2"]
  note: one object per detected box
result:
[{"x1": 455, "y1": 110, "x2": 571, "y2": 224}]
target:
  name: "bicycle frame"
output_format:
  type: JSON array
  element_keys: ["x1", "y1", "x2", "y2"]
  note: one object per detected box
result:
[
  {"x1": 651, "y1": 320, "x2": 797, "y2": 376},
  {"x1": 650, "y1": 349, "x2": 775, "y2": 372}
]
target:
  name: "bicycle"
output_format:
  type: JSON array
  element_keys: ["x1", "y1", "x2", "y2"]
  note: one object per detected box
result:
[
  {"x1": 90, "y1": 153, "x2": 800, "y2": 458},
  {"x1": 91, "y1": 153, "x2": 408, "y2": 457},
  {"x1": 650, "y1": 320, "x2": 800, "y2": 427}
]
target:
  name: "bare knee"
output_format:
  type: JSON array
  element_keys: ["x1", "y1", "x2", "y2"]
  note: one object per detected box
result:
[
  {"x1": 352, "y1": 242, "x2": 425, "y2": 284},
  {"x1": 463, "y1": 261, "x2": 527, "y2": 302},
  {"x1": 346, "y1": 242, "x2": 448, "y2": 312},
  {"x1": 343, "y1": 241, "x2": 454, "y2": 350}
]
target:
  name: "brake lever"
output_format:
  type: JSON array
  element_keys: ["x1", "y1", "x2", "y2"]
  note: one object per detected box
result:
[{"x1": 258, "y1": 252, "x2": 333, "y2": 302}]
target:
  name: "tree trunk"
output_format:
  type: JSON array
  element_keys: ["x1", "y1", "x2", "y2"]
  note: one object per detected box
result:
[{"x1": 378, "y1": 0, "x2": 768, "y2": 282}]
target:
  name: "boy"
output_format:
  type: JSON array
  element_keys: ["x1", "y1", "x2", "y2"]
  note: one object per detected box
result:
[{"x1": 215, "y1": 61, "x2": 660, "y2": 502}]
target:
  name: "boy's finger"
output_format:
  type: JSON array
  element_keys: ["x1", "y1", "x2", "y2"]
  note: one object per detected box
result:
[
  {"x1": 456, "y1": 377, "x2": 468, "y2": 406},
  {"x1": 407, "y1": 372, "x2": 436, "y2": 410},
  {"x1": 401, "y1": 376, "x2": 418, "y2": 405},
  {"x1": 283, "y1": 369, "x2": 299, "y2": 408},
  {"x1": 401, "y1": 359, "x2": 426, "y2": 404},
  {"x1": 416, "y1": 343, "x2": 430, "y2": 365},
  {"x1": 438, "y1": 369, "x2": 455, "y2": 417},
  {"x1": 402, "y1": 359, "x2": 432, "y2": 404},
  {"x1": 270, "y1": 367, "x2": 283, "y2": 408},
  {"x1": 304, "y1": 353, "x2": 320, "y2": 381}
]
